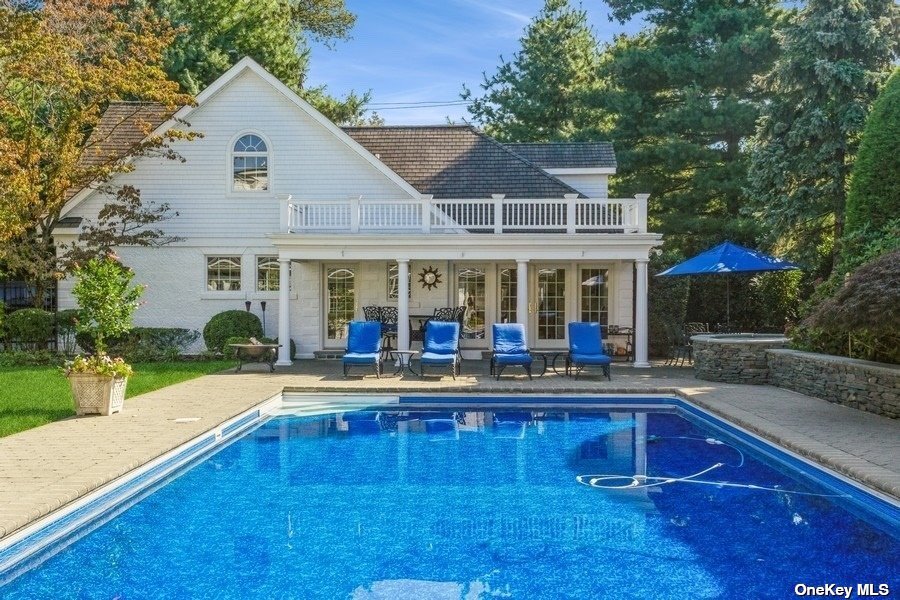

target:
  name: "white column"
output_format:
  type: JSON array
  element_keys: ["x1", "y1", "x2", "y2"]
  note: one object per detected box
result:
[
  {"x1": 276, "y1": 258, "x2": 292, "y2": 366},
  {"x1": 397, "y1": 259, "x2": 410, "y2": 352},
  {"x1": 633, "y1": 258, "x2": 650, "y2": 368},
  {"x1": 516, "y1": 260, "x2": 528, "y2": 336}
]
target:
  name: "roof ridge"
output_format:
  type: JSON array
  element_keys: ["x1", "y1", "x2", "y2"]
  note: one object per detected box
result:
[
  {"x1": 475, "y1": 131, "x2": 585, "y2": 198},
  {"x1": 341, "y1": 124, "x2": 474, "y2": 130}
]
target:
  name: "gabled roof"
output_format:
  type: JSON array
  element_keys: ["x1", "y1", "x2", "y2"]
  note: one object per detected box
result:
[
  {"x1": 504, "y1": 142, "x2": 617, "y2": 169},
  {"x1": 342, "y1": 126, "x2": 583, "y2": 199}
]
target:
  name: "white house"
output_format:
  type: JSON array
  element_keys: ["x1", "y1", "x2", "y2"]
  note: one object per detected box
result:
[{"x1": 55, "y1": 58, "x2": 662, "y2": 367}]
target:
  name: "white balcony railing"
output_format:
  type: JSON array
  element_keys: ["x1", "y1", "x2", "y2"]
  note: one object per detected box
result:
[{"x1": 279, "y1": 194, "x2": 649, "y2": 235}]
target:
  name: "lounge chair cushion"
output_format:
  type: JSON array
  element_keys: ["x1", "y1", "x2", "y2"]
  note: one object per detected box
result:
[
  {"x1": 346, "y1": 321, "x2": 382, "y2": 354},
  {"x1": 568, "y1": 322, "x2": 605, "y2": 356},
  {"x1": 342, "y1": 352, "x2": 379, "y2": 364},
  {"x1": 493, "y1": 352, "x2": 533, "y2": 366},
  {"x1": 570, "y1": 352, "x2": 612, "y2": 366},
  {"x1": 421, "y1": 351, "x2": 457, "y2": 364},
  {"x1": 424, "y1": 321, "x2": 460, "y2": 354},
  {"x1": 492, "y1": 323, "x2": 528, "y2": 354}
]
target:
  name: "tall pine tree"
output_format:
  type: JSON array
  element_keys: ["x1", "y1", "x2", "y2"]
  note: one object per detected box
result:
[
  {"x1": 747, "y1": 0, "x2": 898, "y2": 275},
  {"x1": 600, "y1": 0, "x2": 784, "y2": 255},
  {"x1": 462, "y1": 0, "x2": 604, "y2": 142}
]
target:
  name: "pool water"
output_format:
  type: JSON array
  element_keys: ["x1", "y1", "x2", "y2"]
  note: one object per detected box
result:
[{"x1": 3, "y1": 408, "x2": 898, "y2": 599}]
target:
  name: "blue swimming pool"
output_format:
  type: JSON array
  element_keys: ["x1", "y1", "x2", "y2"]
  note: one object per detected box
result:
[{"x1": 2, "y1": 401, "x2": 898, "y2": 598}]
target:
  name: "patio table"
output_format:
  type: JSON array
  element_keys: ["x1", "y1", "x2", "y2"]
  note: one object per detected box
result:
[{"x1": 530, "y1": 350, "x2": 569, "y2": 377}]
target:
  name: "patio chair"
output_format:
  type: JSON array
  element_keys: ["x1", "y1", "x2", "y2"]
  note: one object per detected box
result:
[
  {"x1": 420, "y1": 321, "x2": 461, "y2": 379},
  {"x1": 362, "y1": 305, "x2": 382, "y2": 322},
  {"x1": 490, "y1": 323, "x2": 532, "y2": 380},
  {"x1": 380, "y1": 306, "x2": 399, "y2": 355},
  {"x1": 342, "y1": 321, "x2": 383, "y2": 378},
  {"x1": 566, "y1": 322, "x2": 612, "y2": 380}
]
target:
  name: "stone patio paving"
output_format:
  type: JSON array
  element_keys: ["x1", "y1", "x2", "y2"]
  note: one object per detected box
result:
[{"x1": 0, "y1": 359, "x2": 897, "y2": 542}]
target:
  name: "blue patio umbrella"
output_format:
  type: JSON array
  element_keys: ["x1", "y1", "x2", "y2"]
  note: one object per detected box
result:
[{"x1": 657, "y1": 241, "x2": 801, "y2": 325}]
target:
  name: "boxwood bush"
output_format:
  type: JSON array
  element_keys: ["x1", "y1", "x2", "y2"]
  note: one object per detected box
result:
[
  {"x1": 5, "y1": 308, "x2": 55, "y2": 348},
  {"x1": 203, "y1": 311, "x2": 263, "y2": 354}
]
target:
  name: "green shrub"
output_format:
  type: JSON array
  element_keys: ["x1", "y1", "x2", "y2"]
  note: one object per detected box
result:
[
  {"x1": 0, "y1": 349, "x2": 63, "y2": 367},
  {"x1": 76, "y1": 327, "x2": 200, "y2": 361},
  {"x1": 649, "y1": 250, "x2": 689, "y2": 357},
  {"x1": 842, "y1": 68, "x2": 900, "y2": 273},
  {"x1": 203, "y1": 311, "x2": 263, "y2": 354},
  {"x1": 0, "y1": 299, "x2": 5, "y2": 330},
  {"x1": 72, "y1": 256, "x2": 144, "y2": 353},
  {"x1": 5, "y1": 308, "x2": 55, "y2": 347},
  {"x1": 56, "y1": 309, "x2": 80, "y2": 355}
]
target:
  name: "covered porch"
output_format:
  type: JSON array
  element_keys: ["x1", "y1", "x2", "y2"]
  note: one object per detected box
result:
[{"x1": 270, "y1": 234, "x2": 660, "y2": 368}]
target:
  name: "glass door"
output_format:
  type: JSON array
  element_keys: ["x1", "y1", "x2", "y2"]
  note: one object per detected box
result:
[
  {"x1": 497, "y1": 266, "x2": 517, "y2": 324},
  {"x1": 456, "y1": 266, "x2": 486, "y2": 340},
  {"x1": 325, "y1": 266, "x2": 356, "y2": 346},
  {"x1": 532, "y1": 266, "x2": 567, "y2": 348}
]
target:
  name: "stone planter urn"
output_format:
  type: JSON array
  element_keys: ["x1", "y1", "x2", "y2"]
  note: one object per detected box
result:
[{"x1": 68, "y1": 373, "x2": 128, "y2": 416}]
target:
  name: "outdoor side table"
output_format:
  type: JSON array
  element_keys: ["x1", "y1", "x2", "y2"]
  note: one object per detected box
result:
[
  {"x1": 530, "y1": 350, "x2": 569, "y2": 377},
  {"x1": 389, "y1": 350, "x2": 419, "y2": 376},
  {"x1": 228, "y1": 344, "x2": 280, "y2": 372}
]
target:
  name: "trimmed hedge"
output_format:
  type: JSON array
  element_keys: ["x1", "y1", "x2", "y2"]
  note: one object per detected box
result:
[
  {"x1": 5, "y1": 308, "x2": 55, "y2": 347},
  {"x1": 76, "y1": 327, "x2": 200, "y2": 361},
  {"x1": 203, "y1": 311, "x2": 263, "y2": 354}
]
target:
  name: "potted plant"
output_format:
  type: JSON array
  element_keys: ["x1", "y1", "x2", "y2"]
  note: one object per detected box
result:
[{"x1": 64, "y1": 255, "x2": 144, "y2": 416}]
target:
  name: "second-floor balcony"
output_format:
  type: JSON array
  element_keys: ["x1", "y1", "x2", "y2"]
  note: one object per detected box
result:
[{"x1": 278, "y1": 193, "x2": 649, "y2": 235}]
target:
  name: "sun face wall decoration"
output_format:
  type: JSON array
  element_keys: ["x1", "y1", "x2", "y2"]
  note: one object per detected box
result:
[{"x1": 418, "y1": 265, "x2": 442, "y2": 290}]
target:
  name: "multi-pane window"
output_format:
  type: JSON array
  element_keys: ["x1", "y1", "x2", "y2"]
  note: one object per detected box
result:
[
  {"x1": 580, "y1": 268, "x2": 609, "y2": 325},
  {"x1": 498, "y1": 268, "x2": 517, "y2": 324},
  {"x1": 257, "y1": 256, "x2": 280, "y2": 292},
  {"x1": 387, "y1": 263, "x2": 410, "y2": 299},
  {"x1": 456, "y1": 267, "x2": 486, "y2": 339},
  {"x1": 207, "y1": 257, "x2": 241, "y2": 291},
  {"x1": 232, "y1": 134, "x2": 268, "y2": 191}
]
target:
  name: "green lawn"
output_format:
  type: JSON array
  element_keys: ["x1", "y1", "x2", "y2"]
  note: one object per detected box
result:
[{"x1": 0, "y1": 360, "x2": 233, "y2": 438}]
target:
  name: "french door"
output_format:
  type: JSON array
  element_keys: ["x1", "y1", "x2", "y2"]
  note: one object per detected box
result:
[
  {"x1": 532, "y1": 266, "x2": 568, "y2": 348},
  {"x1": 324, "y1": 265, "x2": 356, "y2": 346}
]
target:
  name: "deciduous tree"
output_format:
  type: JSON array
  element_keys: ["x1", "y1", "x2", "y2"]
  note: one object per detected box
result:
[{"x1": 0, "y1": 0, "x2": 195, "y2": 305}]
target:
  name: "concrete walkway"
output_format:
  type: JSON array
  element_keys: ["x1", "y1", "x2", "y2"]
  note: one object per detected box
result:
[{"x1": 1, "y1": 360, "x2": 897, "y2": 542}]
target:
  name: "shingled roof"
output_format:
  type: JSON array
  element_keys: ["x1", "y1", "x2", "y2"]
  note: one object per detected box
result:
[
  {"x1": 342, "y1": 126, "x2": 582, "y2": 199},
  {"x1": 81, "y1": 104, "x2": 589, "y2": 199},
  {"x1": 504, "y1": 142, "x2": 617, "y2": 169},
  {"x1": 78, "y1": 102, "x2": 172, "y2": 168}
]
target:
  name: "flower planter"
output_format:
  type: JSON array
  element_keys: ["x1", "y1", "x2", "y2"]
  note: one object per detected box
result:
[{"x1": 68, "y1": 373, "x2": 128, "y2": 416}]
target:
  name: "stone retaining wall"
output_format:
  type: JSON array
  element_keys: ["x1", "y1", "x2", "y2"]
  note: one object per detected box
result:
[
  {"x1": 766, "y1": 350, "x2": 899, "y2": 418},
  {"x1": 692, "y1": 334, "x2": 790, "y2": 384}
]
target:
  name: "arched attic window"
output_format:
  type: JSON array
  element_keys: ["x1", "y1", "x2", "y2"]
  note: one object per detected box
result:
[{"x1": 232, "y1": 133, "x2": 269, "y2": 191}]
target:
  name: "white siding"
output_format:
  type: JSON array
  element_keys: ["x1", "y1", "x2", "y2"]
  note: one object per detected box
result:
[
  {"x1": 554, "y1": 174, "x2": 608, "y2": 198},
  {"x1": 68, "y1": 69, "x2": 414, "y2": 240}
]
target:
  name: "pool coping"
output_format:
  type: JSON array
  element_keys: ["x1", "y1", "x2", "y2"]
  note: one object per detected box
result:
[{"x1": 1, "y1": 390, "x2": 897, "y2": 584}]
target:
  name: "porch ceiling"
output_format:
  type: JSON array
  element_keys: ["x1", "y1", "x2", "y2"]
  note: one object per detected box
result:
[{"x1": 268, "y1": 232, "x2": 662, "y2": 261}]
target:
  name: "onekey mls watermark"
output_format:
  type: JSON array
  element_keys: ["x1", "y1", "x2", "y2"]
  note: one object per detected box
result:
[{"x1": 794, "y1": 583, "x2": 891, "y2": 598}]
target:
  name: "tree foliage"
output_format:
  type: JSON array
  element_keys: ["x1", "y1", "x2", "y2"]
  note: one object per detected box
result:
[
  {"x1": 0, "y1": 0, "x2": 196, "y2": 305},
  {"x1": 154, "y1": 0, "x2": 373, "y2": 124},
  {"x1": 72, "y1": 255, "x2": 145, "y2": 354},
  {"x1": 841, "y1": 68, "x2": 900, "y2": 273},
  {"x1": 795, "y1": 250, "x2": 900, "y2": 364},
  {"x1": 462, "y1": 0, "x2": 604, "y2": 142},
  {"x1": 746, "y1": 0, "x2": 898, "y2": 275},
  {"x1": 600, "y1": 0, "x2": 784, "y2": 255}
]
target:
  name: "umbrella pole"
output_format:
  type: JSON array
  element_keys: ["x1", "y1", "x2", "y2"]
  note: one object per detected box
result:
[{"x1": 726, "y1": 278, "x2": 730, "y2": 329}]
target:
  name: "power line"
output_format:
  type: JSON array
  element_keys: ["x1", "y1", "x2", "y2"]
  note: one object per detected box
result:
[{"x1": 367, "y1": 100, "x2": 474, "y2": 110}]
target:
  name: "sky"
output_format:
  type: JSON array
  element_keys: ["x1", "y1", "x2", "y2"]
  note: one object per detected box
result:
[{"x1": 307, "y1": 0, "x2": 644, "y2": 125}]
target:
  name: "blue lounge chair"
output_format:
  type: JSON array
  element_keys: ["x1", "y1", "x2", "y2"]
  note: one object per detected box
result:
[
  {"x1": 566, "y1": 322, "x2": 612, "y2": 380},
  {"x1": 342, "y1": 321, "x2": 383, "y2": 378},
  {"x1": 420, "y1": 321, "x2": 461, "y2": 379},
  {"x1": 490, "y1": 323, "x2": 532, "y2": 380}
]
